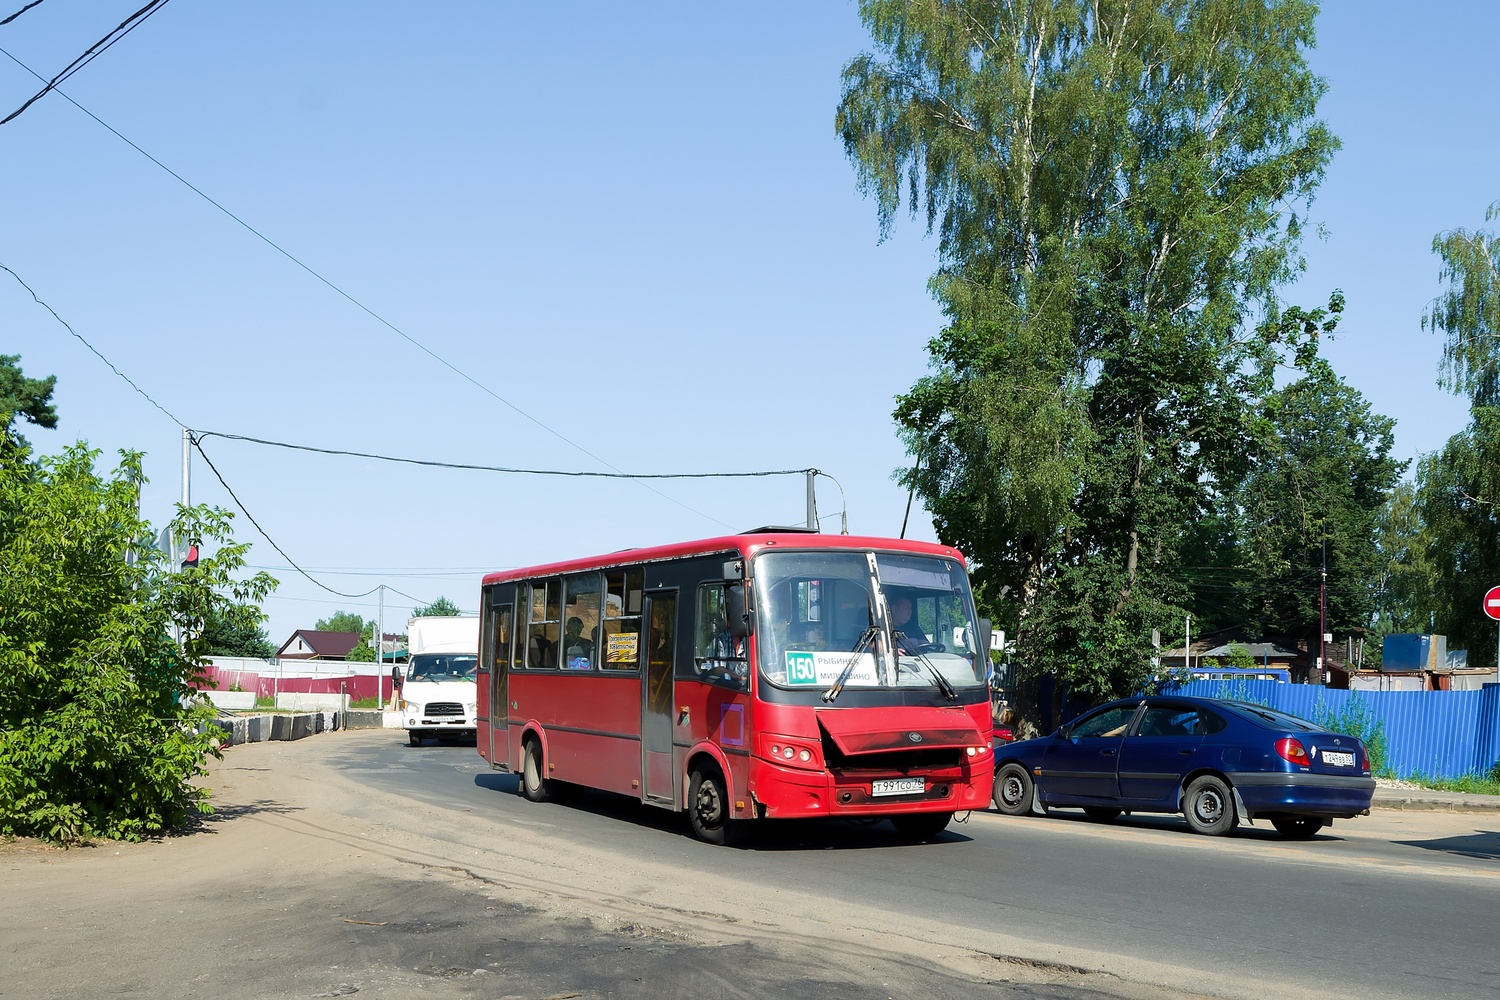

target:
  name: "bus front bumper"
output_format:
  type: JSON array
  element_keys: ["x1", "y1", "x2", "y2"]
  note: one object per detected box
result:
[{"x1": 748, "y1": 756, "x2": 991, "y2": 820}]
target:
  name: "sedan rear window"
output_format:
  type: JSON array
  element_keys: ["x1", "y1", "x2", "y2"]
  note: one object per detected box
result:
[{"x1": 1221, "y1": 701, "x2": 1319, "y2": 732}]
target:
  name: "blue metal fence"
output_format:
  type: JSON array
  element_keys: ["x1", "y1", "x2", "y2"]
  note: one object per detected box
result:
[{"x1": 1165, "y1": 679, "x2": 1500, "y2": 779}]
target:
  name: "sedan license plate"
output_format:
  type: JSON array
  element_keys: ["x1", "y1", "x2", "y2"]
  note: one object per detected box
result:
[
  {"x1": 1321, "y1": 750, "x2": 1355, "y2": 767},
  {"x1": 872, "y1": 777, "x2": 925, "y2": 797}
]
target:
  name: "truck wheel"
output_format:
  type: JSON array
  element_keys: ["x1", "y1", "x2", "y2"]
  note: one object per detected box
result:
[{"x1": 408, "y1": 731, "x2": 423, "y2": 747}]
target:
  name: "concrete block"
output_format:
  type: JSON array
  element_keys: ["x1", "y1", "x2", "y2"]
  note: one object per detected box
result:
[
  {"x1": 203, "y1": 691, "x2": 256, "y2": 711},
  {"x1": 276, "y1": 693, "x2": 347, "y2": 712},
  {"x1": 344, "y1": 710, "x2": 386, "y2": 730},
  {"x1": 215, "y1": 717, "x2": 248, "y2": 746}
]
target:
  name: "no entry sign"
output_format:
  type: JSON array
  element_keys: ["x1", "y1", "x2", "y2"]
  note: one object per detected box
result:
[{"x1": 1485, "y1": 585, "x2": 1500, "y2": 622}]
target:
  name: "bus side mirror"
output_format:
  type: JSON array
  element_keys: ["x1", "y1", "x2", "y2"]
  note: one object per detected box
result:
[
  {"x1": 977, "y1": 618, "x2": 992, "y2": 658},
  {"x1": 727, "y1": 583, "x2": 753, "y2": 638}
]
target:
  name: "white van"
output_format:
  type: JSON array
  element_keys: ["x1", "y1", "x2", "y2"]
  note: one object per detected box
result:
[{"x1": 398, "y1": 615, "x2": 479, "y2": 747}]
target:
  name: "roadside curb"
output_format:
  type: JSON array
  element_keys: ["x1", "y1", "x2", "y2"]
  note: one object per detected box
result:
[{"x1": 1371, "y1": 789, "x2": 1500, "y2": 814}]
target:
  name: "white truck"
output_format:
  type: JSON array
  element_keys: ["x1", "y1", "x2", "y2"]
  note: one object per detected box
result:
[{"x1": 398, "y1": 615, "x2": 479, "y2": 747}]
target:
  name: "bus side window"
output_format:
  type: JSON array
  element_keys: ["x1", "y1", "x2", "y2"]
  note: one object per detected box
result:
[
  {"x1": 563, "y1": 572, "x2": 601, "y2": 671},
  {"x1": 490, "y1": 603, "x2": 512, "y2": 671},
  {"x1": 527, "y1": 578, "x2": 560, "y2": 668},
  {"x1": 600, "y1": 567, "x2": 644, "y2": 670}
]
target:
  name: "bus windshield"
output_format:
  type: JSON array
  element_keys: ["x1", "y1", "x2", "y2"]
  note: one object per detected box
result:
[
  {"x1": 406, "y1": 653, "x2": 478, "y2": 682},
  {"x1": 753, "y1": 549, "x2": 986, "y2": 693}
]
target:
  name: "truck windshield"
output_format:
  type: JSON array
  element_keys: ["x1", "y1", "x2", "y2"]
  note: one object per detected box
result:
[
  {"x1": 753, "y1": 549, "x2": 986, "y2": 693},
  {"x1": 406, "y1": 654, "x2": 478, "y2": 682}
]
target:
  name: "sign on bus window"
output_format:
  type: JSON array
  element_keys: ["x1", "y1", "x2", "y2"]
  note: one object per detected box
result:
[{"x1": 601, "y1": 567, "x2": 644, "y2": 670}]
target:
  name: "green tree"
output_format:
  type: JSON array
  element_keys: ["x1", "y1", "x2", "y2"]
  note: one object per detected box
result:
[
  {"x1": 0, "y1": 444, "x2": 277, "y2": 843},
  {"x1": 1419, "y1": 200, "x2": 1500, "y2": 663},
  {"x1": 201, "y1": 602, "x2": 274, "y2": 658},
  {"x1": 345, "y1": 623, "x2": 376, "y2": 663},
  {"x1": 1369, "y1": 482, "x2": 1439, "y2": 653},
  {"x1": 1230, "y1": 359, "x2": 1404, "y2": 667},
  {"x1": 1414, "y1": 417, "x2": 1500, "y2": 659},
  {"x1": 413, "y1": 596, "x2": 460, "y2": 617},
  {"x1": 839, "y1": 0, "x2": 1337, "y2": 717},
  {"x1": 316, "y1": 610, "x2": 368, "y2": 633},
  {"x1": 0, "y1": 354, "x2": 57, "y2": 452}
]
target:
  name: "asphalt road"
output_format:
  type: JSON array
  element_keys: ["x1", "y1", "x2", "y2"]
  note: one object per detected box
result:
[
  {"x1": 368, "y1": 733, "x2": 1500, "y2": 1000},
  {"x1": 9, "y1": 731, "x2": 1496, "y2": 1000}
]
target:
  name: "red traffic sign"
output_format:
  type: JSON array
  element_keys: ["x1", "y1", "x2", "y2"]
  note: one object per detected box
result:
[{"x1": 1485, "y1": 585, "x2": 1500, "y2": 622}]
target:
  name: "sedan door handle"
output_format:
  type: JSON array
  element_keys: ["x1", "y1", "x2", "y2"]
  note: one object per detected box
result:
[
  {"x1": 1178, "y1": 749, "x2": 1193, "y2": 755},
  {"x1": 1100, "y1": 749, "x2": 1117, "y2": 757}
]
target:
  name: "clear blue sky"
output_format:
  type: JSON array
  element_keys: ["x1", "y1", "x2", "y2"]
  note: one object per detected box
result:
[{"x1": 3, "y1": 2, "x2": 1493, "y2": 647}]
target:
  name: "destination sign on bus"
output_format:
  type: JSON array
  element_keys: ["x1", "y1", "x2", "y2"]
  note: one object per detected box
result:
[{"x1": 783, "y1": 650, "x2": 879, "y2": 686}]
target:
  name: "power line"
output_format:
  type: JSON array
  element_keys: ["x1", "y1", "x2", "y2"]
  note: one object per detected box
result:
[
  {"x1": 0, "y1": 44, "x2": 726, "y2": 527},
  {"x1": 0, "y1": 1, "x2": 48, "y2": 27},
  {"x1": 2, "y1": 0, "x2": 171, "y2": 125},
  {"x1": 190, "y1": 434, "x2": 386, "y2": 601},
  {"x1": 1, "y1": 261, "x2": 185, "y2": 426},
  {"x1": 195, "y1": 430, "x2": 812, "y2": 481}
]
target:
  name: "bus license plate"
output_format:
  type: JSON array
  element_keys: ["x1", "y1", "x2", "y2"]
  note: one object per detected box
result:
[
  {"x1": 872, "y1": 777, "x2": 925, "y2": 797},
  {"x1": 1322, "y1": 750, "x2": 1355, "y2": 767}
]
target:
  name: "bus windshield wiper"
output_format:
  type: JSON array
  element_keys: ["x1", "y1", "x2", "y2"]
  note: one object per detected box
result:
[
  {"x1": 822, "y1": 625, "x2": 878, "y2": 703},
  {"x1": 895, "y1": 634, "x2": 957, "y2": 701}
]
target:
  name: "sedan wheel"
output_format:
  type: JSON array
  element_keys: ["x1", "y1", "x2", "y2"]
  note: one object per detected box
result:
[
  {"x1": 1183, "y1": 775, "x2": 1237, "y2": 836},
  {"x1": 1271, "y1": 816, "x2": 1324, "y2": 840},
  {"x1": 992, "y1": 762, "x2": 1035, "y2": 816}
]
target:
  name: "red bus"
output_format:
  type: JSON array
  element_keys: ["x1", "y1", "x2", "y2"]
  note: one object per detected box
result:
[{"x1": 476, "y1": 529, "x2": 994, "y2": 844}]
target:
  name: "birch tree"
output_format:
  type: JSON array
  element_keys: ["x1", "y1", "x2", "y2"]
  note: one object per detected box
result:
[{"x1": 839, "y1": 0, "x2": 1337, "y2": 710}]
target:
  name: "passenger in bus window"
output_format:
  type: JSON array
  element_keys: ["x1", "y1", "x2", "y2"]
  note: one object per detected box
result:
[{"x1": 563, "y1": 616, "x2": 594, "y2": 669}]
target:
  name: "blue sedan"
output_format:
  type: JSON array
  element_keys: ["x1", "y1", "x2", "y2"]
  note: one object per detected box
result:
[{"x1": 991, "y1": 695, "x2": 1376, "y2": 838}]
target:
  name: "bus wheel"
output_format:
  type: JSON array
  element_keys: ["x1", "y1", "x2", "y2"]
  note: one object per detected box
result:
[
  {"x1": 889, "y1": 812, "x2": 952, "y2": 841},
  {"x1": 688, "y1": 767, "x2": 741, "y2": 846},
  {"x1": 521, "y1": 738, "x2": 553, "y2": 803}
]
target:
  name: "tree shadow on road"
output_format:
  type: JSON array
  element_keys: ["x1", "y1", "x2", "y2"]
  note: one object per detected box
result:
[
  {"x1": 1393, "y1": 830, "x2": 1500, "y2": 860},
  {"x1": 180, "y1": 797, "x2": 303, "y2": 836}
]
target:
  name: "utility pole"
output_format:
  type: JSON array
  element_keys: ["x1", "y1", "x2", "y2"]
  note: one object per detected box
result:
[
  {"x1": 1319, "y1": 538, "x2": 1327, "y2": 684},
  {"x1": 805, "y1": 469, "x2": 818, "y2": 532}
]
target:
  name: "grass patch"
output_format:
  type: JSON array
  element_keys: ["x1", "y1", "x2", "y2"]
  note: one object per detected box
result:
[
  {"x1": 1404, "y1": 766, "x2": 1500, "y2": 796},
  {"x1": 1313, "y1": 693, "x2": 1393, "y2": 777}
]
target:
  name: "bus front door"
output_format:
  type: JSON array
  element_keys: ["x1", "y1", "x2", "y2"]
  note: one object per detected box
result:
[
  {"x1": 483, "y1": 594, "x2": 512, "y2": 769},
  {"x1": 641, "y1": 591, "x2": 677, "y2": 805}
]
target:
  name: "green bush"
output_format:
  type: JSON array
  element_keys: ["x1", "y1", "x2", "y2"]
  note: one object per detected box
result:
[
  {"x1": 0, "y1": 445, "x2": 275, "y2": 843},
  {"x1": 1314, "y1": 693, "x2": 1391, "y2": 777}
]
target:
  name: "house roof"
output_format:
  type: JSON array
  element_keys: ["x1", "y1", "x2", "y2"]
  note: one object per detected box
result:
[
  {"x1": 1200, "y1": 641, "x2": 1301, "y2": 660},
  {"x1": 276, "y1": 629, "x2": 361, "y2": 659}
]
